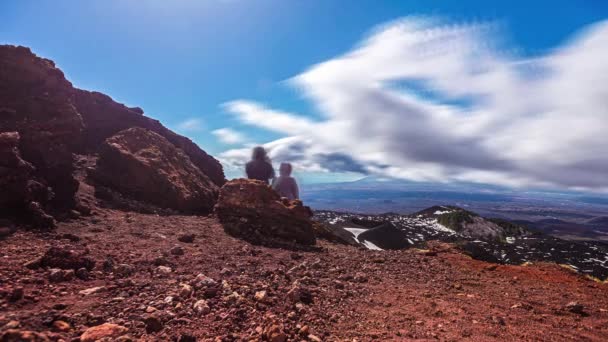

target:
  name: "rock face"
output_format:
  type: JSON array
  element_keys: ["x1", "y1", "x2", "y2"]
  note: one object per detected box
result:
[
  {"x1": 92, "y1": 128, "x2": 219, "y2": 214},
  {"x1": 0, "y1": 45, "x2": 82, "y2": 214},
  {"x1": 0, "y1": 45, "x2": 225, "y2": 224},
  {"x1": 74, "y1": 89, "x2": 226, "y2": 187},
  {"x1": 0, "y1": 132, "x2": 55, "y2": 228},
  {"x1": 214, "y1": 179, "x2": 316, "y2": 246}
]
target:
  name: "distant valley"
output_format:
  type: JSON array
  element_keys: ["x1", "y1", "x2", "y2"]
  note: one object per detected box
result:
[{"x1": 302, "y1": 177, "x2": 608, "y2": 242}]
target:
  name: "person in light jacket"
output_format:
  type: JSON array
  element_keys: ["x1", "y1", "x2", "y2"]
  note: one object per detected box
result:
[{"x1": 272, "y1": 162, "x2": 299, "y2": 200}]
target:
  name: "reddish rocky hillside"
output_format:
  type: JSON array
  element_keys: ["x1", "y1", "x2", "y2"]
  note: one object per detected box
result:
[
  {"x1": 2, "y1": 207, "x2": 608, "y2": 341},
  {"x1": 0, "y1": 45, "x2": 225, "y2": 227}
]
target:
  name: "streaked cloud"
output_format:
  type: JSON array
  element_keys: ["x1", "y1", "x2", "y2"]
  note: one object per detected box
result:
[
  {"x1": 220, "y1": 17, "x2": 608, "y2": 191},
  {"x1": 176, "y1": 118, "x2": 204, "y2": 132},
  {"x1": 212, "y1": 127, "x2": 247, "y2": 144}
]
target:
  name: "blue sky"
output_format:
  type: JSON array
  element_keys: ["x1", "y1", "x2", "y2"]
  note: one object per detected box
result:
[{"x1": 2, "y1": 1, "x2": 608, "y2": 188}]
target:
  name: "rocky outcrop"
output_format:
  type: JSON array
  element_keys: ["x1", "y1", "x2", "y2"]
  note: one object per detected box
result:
[
  {"x1": 91, "y1": 128, "x2": 219, "y2": 214},
  {"x1": 74, "y1": 89, "x2": 225, "y2": 187},
  {"x1": 0, "y1": 132, "x2": 55, "y2": 228},
  {"x1": 0, "y1": 45, "x2": 225, "y2": 224},
  {"x1": 0, "y1": 45, "x2": 82, "y2": 213},
  {"x1": 214, "y1": 179, "x2": 316, "y2": 246}
]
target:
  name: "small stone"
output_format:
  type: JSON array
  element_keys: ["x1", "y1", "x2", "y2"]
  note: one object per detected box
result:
[
  {"x1": 353, "y1": 272, "x2": 368, "y2": 283},
  {"x1": 254, "y1": 290, "x2": 267, "y2": 302},
  {"x1": 114, "y1": 264, "x2": 135, "y2": 278},
  {"x1": 24, "y1": 257, "x2": 42, "y2": 269},
  {"x1": 308, "y1": 334, "x2": 322, "y2": 342},
  {"x1": 52, "y1": 303, "x2": 68, "y2": 310},
  {"x1": 144, "y1": 315, "x2": 163, "y2": 333},
  {"x1": 76, "y1": 267, "x2": 89, "y2": 280},
  {"x1": 170, "y1": 246, "x2": 184, "y2": 256},
  {"x1": 52, "y1": 320, "x2": 71, "y2": 332},
  {"x1": 3, "y1": 320, "x2": 20, "y2": 329},
  {"x1": 63, "y1": 269, "x2": 75, "y2": 281},
  {"x1": 9, "y1": 287, "x2": 24, "y2": 302},
  {"x1": 177, "y1": 234, "x2": 195, "y2": 243},
  {"x1": 193, "y1": 299, "x2": 210, "y2": 315},
  {"x1": 178, "y1": 334, "x2": 197, "y2": 342},
  {"x1": 179, "y1": 283, "x2": 193, "y2": 298},
  {"x1": 80, "y1": 323, "x2": 128, "y2": 342},
  {"x1": 49, "y1": 268, "x2": 65, "y2": 282},
  {"x1": 146, "y1": 306, "x2": 157, "y2": 313},
  {"x1": 298, "y1": 325, "x2": 310, "y2": 336},
  {"x1": 157, "y1": 266, "x2": 172, "y2": 276},
  {"x1": 79, "y1": 286, "x2": 105, "y2": 296},
  {"x1": 565, "y1": 301, "x2": 585, "y2": 315}
]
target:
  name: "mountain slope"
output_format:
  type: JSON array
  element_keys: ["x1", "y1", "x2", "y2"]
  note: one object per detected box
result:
[
  {"x1": 315, "y1": 206, "x2": 608, "y2": 280},
  {"x1": 2, "y1": 209, "x2": 608, "y2": 341}
]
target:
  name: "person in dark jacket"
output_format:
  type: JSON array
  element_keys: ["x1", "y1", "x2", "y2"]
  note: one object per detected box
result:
[{"x1": 245, "y1": 146, "x2": 275, "y2": 184}]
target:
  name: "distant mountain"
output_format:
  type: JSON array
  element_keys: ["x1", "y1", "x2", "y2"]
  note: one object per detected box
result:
[{"x1": 314, "y1": 206, "x2": 608, "y2": 280}]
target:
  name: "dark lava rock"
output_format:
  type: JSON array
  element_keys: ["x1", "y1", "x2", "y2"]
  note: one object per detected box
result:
[
  {"x1": 39, "y1": 245, "x2": 95, "y2": 271},
  {"x1": 178, "y1": 234, "x2": 195, "y2": 243},
  {"x1": 144, "y1": 315, "x2": 163, "y2": 333}
]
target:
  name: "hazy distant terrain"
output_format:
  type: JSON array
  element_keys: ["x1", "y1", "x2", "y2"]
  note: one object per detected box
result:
[{"x1": 302, "y1": 177, "x2": 608, "y2": 241}]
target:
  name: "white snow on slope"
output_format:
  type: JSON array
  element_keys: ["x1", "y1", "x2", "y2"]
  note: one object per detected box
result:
[{"x1": 344, "y1": 227, "x2": 384, "y2": 251}]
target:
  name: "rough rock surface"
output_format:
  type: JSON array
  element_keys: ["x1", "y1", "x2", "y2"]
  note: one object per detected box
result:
[
  {"x1": 0, "y1": 45, "x2": 82, "y2": 214},
  {"x1": 215, "y1": 179, "x2": 316, "y2": 246},
  {"x1": 91, "y1": 128, "x2": 218, "y2": 214},
  {"x1": 1, "y1": 210, "x2": 608, "y2": 341},
  {"x1": 0, "y1": 45, "x2": 225, "y2": 224},
  {"x1": 73, "y1": 89, "x2": 225, "y2": 187},
  {"x1": 0, "y1": 132, "x2": 55, "y2": 228}
]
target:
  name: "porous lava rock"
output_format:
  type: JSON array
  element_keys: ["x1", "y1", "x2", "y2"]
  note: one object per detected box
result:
[
  {"x1": 39, "y1": 245, "x2": 96, "y2": 271},
  {"x1": 214, "y1": 179, "x2": 316, "y2": 246},
  {"x1": 0, "y1": 132, "x2": 55, "y2": 228},
  {"x1": 91, "y1": 127, "x2": 219, "y2": 214}
]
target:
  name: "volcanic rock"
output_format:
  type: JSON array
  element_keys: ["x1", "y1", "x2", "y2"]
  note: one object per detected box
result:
[
  {"x1": 39, "y1": 245, "x2": 95, "y2": 271},
  {"x1": 0, "y1": 132, "x2": 55, "y2": 228},
  {"x1": 0, "y1": 329, "x2": 51, "y2": 342},
  {"x1": 214, "y1": 179, "x2": 316, "y2": 246},
  {"x1": 80, "y1": 323, "x2": 128, "y2": 342},
  {"x1": 91, "y1": 128, "x2": 219, "y2": 214},
  {"x1": 73, "y1": 89, "x2": 225, "y2": 187},
  {"x1": 0, "y1": 46, "x2": 82, "y2": 216}
]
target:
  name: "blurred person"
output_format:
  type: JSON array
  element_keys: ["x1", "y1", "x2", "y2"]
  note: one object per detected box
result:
[
  {"x1": 245, "y1": 146, "x2": 275, "y2": 184},
  {"x1": 272, "y1": 162, "x2": 299, "y2": 200}
]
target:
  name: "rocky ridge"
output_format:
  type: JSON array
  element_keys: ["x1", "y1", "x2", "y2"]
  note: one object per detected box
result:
[{"x1": 0, "y1": 45, "x2": 225, "y2": 226}]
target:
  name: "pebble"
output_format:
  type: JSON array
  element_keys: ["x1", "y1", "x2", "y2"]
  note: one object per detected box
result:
[
  {"x1": 79, "y1": 286, "x2": 105, "y2": 296},
  {"x1": 144, "y1": 315, "x2": 163, "y2": 333},
  {"x1": 170, "y1": 246, "x2": 185, "y2": 256},
  {"x1": 193, "y1": 299, "x2": 210, "y2": 315},
  {"x1": 178, "y1": 234, "x2": 195, "y2": 243},
  {"x1": 157, "y1": 266, "x2": 172, "y2": 276}
]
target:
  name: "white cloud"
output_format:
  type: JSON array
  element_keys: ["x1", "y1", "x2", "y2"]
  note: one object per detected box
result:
[
  {"x1": 212, "y1": 128, "x2": 247, "y2": 144},
  {"x1": 220, "y1": 17, "x2": 608, "y2": 192},
  {"x1": 176, "y1": 118, "x2": 204, "y2": 132}
]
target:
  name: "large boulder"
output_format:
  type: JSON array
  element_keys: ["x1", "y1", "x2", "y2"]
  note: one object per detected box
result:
[
  {"x1": 91, "y1": 127, "x2": 219, "y2": 214},
  {"x1": 214, "y1": 179, "x2": 316, "y2": 246},
  {"x1": 0, "y1": 132, "x2": 55, "y2": 228},
  {"x1": 74, "y1": 89, "x2": 226, "y2": 187},
  {"x1": 0, "y1": 45, "x2": 82, "y2": 213}
]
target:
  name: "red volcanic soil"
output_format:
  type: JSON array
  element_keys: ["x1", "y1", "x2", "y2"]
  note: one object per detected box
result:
[{"x1": 2, "y1": 210, "x2": 608, "y2": 341}]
